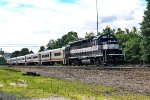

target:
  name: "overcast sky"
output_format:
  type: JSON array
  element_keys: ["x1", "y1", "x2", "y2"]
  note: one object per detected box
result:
[{"x1": 0, "y1": 0, "x2": 147, "y2": 53}]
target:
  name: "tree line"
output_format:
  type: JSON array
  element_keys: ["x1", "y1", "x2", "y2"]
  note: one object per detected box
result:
[{"x1": 11, "y1": 48, "x2": 34, "y2": 58}]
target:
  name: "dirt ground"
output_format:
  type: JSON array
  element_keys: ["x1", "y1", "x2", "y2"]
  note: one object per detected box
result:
[{"x1": 13, "y1": 66, "x2": 150, "y2": 96}]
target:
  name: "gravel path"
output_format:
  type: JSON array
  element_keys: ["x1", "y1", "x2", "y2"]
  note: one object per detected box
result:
[
  {"x1": 0, "y1": 91, "x2": 27, "y2": 100},
  {"x1": 13, "y1": 66, "x2": 150, "y2": 95},
  {"x1": 0, "y1": 91, "x2": 71, "y2": 100}
]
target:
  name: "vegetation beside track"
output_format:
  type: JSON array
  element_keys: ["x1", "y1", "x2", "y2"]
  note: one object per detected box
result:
[{"x1": 0, "y1": 66, "x2": 150, "y2": 100}]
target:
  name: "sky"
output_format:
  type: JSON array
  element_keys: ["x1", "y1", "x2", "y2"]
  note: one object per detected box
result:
[{"x1": 0, "y1": 0, "x2": 147, "y2": 53}]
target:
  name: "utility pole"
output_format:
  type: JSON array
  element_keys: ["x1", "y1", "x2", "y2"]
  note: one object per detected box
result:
[{"x1": 96, "y1": 0, "x2": 99, "y2": 34}]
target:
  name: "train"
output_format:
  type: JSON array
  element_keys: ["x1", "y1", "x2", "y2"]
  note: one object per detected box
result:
[{"x1": 6, "y1": 34, "x2": 124, "y2": 66}]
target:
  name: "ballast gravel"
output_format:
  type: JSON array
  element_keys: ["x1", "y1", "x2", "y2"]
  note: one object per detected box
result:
[{"x1": 13, "y1": 66, "x2": 150, "y2": 95}]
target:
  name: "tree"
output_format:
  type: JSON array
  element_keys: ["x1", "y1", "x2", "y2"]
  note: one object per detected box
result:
[
  {"x1": 39, "y1": 46, "x2": 45, "y2": 52},
  {"x1": 114, "y1": 27, "x2": 142, "y2": 63},
  {"x1": 123, "y1": 28, "x2": 141, "y2": 63},
  {"x1": 29, "y1": 50, "x2": 34, "y2": 54},
  {"x1": 85, "y1": 32, "x2": 95, "y2": 38},
  {"x1": 0, "y1": 57, "x2": 6, "y2": 65},
  {"x1": 11, "y1": 51, "x2": 20, "y2": 58},
  {"x1": 101, "y1": 26, "x2": 115, "y2": 35},
  {"x1": 140, "y1": 0, "x2": 150, "y2": 37},
  {"x1": 46, "y1": 39, "x2": 58, "y2": 50},
  {"x1": 11, "y1": 48, "x2": 31, "y2": 57},
  {"x1": 140, "y1": 39, "x2": 150, "y2": 63},
  {"x1": 0, "y1": 50, "x2": 4, "y2": 56},
  {"x1": 96, "y1": 31, "x2": 101, "y2": 35},
  {"x1": 115, "y1": 28, "x2": 126, "y2": 48},
  {"x1": 19, "y1": 48, "x2": 30, "y2": 56},
  {"x1": 125, "y1": 28, "x2": 129, "y2": 34},
  {"x1": 46, "y1": 31, "x2": 79, "y2": 49},
  {"x1": 55, "y1": 38, "x2": 63, "y2": 48},
  {"x1": 140, "y1": 0, "x2": 150, "y2": 63},
  {"x1": 61, "y1": 31, "x2": 78, "y2": 46}
]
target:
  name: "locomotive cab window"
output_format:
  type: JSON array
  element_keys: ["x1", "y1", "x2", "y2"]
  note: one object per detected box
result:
[
  {"x1": 97, "y1": 35, "x2": 117, "y2": 44},
  {"x1": 108, "y1": 35, "x2": 117, "y2": 42},
  {"x1": 101, "y1": 35, "x2": 108, "y2": 42}
]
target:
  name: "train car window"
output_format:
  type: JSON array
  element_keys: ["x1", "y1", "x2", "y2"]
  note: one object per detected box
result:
[
  {"x1": 42, "y1": 54, "x2": 49, "y2": 58},
  {"x1": 33, "y1": 56, "x2": 38, "y2": 59},
  {"x1": 42, "y1": 55, "x2": 44, "y2": 58},
  {"x1": 54, "y1": 52, "x2": 61, "y2": 56},
  {"x1": 27, "y1": 57, "x2": 31, "y2": 59}
]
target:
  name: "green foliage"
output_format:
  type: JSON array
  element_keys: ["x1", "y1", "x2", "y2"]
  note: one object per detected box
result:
[
  {"x1": 124, "y1": 35, "x2": 141, "y2": 63},
  {"x1": 0, "y1": 67, "x2": 149, "y2": 100},
  {"x1": 11, "y1": 48, "x2": 32, "y2": 58},
  {"x1": 140, "y1": 0, "x2": 150, "y2": 37},
  {"x1": 46, "y1": 40, "x2": 55, "y2": 50},
  {"x1": 0, "y1": 50, "x2": 4, "y2": 56},
  {"x1": 18, "y1": 48, "x2": 30, "y2": 56},
  {"x1": 140, "y1": 0, "x2": 150, "y2": 63},
  {"x1": 11, "y1": 51, "x2": 20, "y2": 58},
  {"x1": 39, "y1": 46, "x2": 45, "y2": 52},
  {"x1": 140, "y1": 38, "x2": 150, "y2": 62},
  {"x1": 61, "y1": 31, "x2": 78, "y2": 47},
  {"x1": 101, "y1": 26, "x2": 115, "y2": 35},
  {"x1": 85, "y1": 32, "x2": 95, "y2": 39},
  {"x1": 115, "y1": 28, "x2": 127, "y2": 47},
  {"x1": 46, "y1": 31, "x2": 78, "y2": 49},
  {"x1": 0, "y1": 57, "x2": 6, "y2": 65},
  {"x1": 29, "y1": 50, "x2": 34, "y2": 54},
  {"x1": 114, "y1": 27, "x2": 142, "y2": 63}
]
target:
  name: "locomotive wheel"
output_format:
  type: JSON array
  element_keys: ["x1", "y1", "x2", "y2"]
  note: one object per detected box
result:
[
  {"x1": 103, "y1": 63, "x2": 107, "y2": 66},
  {"x1": 95, "y1": 59, "x2": 100, "y2": 66},
  {"x1": 72, "y1": 61, "x2": 75, "y2": 66},
  {"x1": 72, "y1": 59, "x2": 79, "y2": 66}
]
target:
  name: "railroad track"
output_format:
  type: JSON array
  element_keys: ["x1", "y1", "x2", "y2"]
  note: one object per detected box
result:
[
  {"x1": 15, "y1": 65, "x2": 150, "y2": 71},
  {"x1": 54, "y1": 66, "x2": 150, "y2": 70}
]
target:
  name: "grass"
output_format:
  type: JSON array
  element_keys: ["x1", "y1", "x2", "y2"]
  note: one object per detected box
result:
[{"x1": 0, "y1": 66, "x2": 149, "y2": 100}]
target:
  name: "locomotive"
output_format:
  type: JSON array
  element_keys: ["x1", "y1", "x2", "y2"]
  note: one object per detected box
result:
[{"x1": 7, "y1": 34, "x2": 124, "y2": 66}]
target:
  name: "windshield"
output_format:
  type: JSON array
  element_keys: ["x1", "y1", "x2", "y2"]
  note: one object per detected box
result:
[{"x1": 96, "y1": 35, "x2": 117, "y2": 44}]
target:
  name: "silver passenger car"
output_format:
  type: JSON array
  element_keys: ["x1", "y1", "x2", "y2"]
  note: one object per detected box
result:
[
  {"x1": 17, "y1": 56, "x2": 25, "y2": 65},
  {"x1": 25, "y1": 54, "x2": 33, "y2": 64},
  {"x1": 39, "y1": 47, "x2": 66, "y2": 65}
]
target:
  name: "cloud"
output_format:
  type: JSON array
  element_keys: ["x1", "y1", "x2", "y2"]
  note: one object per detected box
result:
[
  {"x1": 57, "y1": 0, "x2": 76, "y2": 4},
  {"x1": 0, "y1": 1, "x2": 9, "y2": 6},
  {"x1": 17, "y1": 4, "x2": 35, "y2": 8},
  {"x1": 0, "y1": 0, "x2": 147, "y2": 53},
  {"x1": 100, "y1": 16, "x2": 118, "y2": 23},
  {"x1": 100, "y1": 10, "x2": 135, "y2": 23}
]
